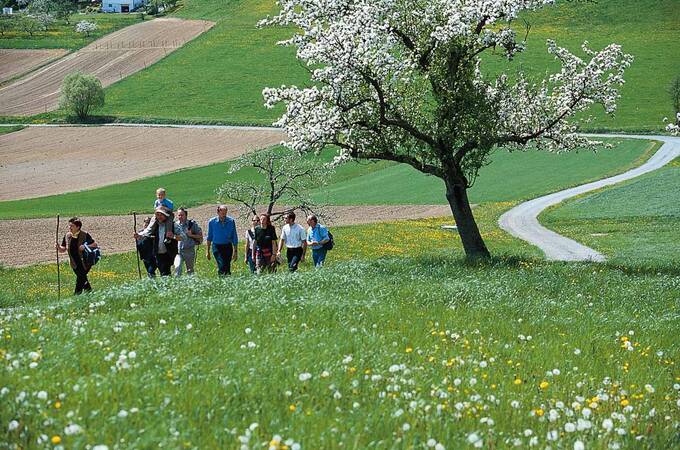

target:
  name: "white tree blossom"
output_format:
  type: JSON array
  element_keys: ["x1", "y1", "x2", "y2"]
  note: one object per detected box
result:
[
  {"x1": 260, "y1": 0, "x2": 633, "y2": 257},
  {"x1": 75, "y1": 20, "x2": 97, "y2": 37}
]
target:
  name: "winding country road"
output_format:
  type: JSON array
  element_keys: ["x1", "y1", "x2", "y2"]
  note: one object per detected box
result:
[{"x1": 499, "y1": 135, "x2": 680, "y2": 262}]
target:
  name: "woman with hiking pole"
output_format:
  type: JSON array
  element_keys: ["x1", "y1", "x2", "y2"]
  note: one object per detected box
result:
[{"x1": 55, "y1": 217, "x2": 98, "y2": 295}]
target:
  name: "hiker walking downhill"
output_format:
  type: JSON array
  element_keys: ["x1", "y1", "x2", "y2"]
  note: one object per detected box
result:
[
  {"x1": 175, "y1": 207, "x2": 203, "y2": 276},
  {"x1": 55, "y1": 217, "x2": 98, "y2": 295},
  {"x1": 277, "y1": 212, "x2": 306, "y2": 272},
  {"x1": 206, "y1": 205, "x2": 238, "y2": 276},
  {"x1": 135, "y1": 206, "x2": 186, "y2": 277},
  {"x1": 254, "y1": 213, "x2": 278, "y2": 273},
  {"x1": 306, "y1": 214, "x2": 330, "y2": 268},
  {"x1": 244, "y1": 215, "x2": 259, "y2": 273}
]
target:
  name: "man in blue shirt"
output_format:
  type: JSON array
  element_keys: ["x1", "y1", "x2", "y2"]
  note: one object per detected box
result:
[
  {"x1": 306, "y1": 214, "x2": 330, "y2": 268},
  {"x1": 206, "y1": 205, "x2": 238, "y2": 275}
]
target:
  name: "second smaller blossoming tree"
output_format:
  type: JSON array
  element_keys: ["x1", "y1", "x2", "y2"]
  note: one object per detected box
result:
[{"x1": 216, "y1": 147, "x2": 333, "y2": 223}]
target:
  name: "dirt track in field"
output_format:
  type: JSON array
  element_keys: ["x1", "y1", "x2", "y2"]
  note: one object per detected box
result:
[
  {"x1": 0, "y1": 204, "x2": 452, "y2": 267},
  {"x1": 0, "y1": 125, "x2": 286, "y2": 201},
  {"x1": 0, "y1": 49, "x2": 69, "y2": 84},
  {"x1": 0, "y1": 18, "x2": 213, "y2": 116}
]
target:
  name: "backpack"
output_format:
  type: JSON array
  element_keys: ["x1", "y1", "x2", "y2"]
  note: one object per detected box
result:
[
  {"x1": 188, "y1": 219, "x2": 203, "y2": 245},
  {"x1": 322, "y1": 230, "x2": 334, "y2": 251},
  {"x1": 83, "y1": 244, "x2": 102, "y2": 267}
]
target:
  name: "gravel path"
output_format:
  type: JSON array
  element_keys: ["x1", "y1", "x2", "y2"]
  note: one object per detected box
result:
[
  {"x1": 0, "y1": 204, "x2": 451, "y2": 267},
  {"x1": 498, "y1": 135, "x2": 680, "y2": 262}
]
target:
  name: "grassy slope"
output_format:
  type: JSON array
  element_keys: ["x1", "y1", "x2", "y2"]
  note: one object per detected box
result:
[
  {"x1": 0, "y1": 125, "x2": 24, "y2": 135},
  {"x1": 542, "y1": 157, "x2": 680, "y2": 266},
  {"x1": 1, "y1": 207, "x2": 678, "y2": 448},
  {"x1": 0, "y1": 14, "x2": 142, "y2": 50},
  {"x1": 311, "y1": 139, "x2": 656, "y2": 205},
  {"x1": 96, "y1": 0, "x2": 679, "y2": 129},
  {"x1": 0, "y1": 138, "x2": 653, "y2": 219},
  {"x1": 100, "y1": 0, "x2": 305, "y2": 124},
  {"x1": 490, "y1": 0, "x2": 680, "y2": 131}
]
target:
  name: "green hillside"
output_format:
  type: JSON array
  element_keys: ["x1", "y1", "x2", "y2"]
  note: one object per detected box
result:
[
  {"x1": 98, "y1": 0, "x2": 679, "y2": 129},
  {"x1": 0, "y1": 138, "x2": 654, "y2": 219},
  {"x1": 2, "y1": 212, "x2": 679, "y2": 448},
  {"x1": 542, "y1": 157, "x2": 680, "y2": 265}
]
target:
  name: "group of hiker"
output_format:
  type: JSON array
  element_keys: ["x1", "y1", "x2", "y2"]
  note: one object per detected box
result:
[
  {"x1": 136, "y1": 189, "x2": 332, "y2": 278},
  {"x1": 56, "y1": 188, "x2": 332, "y2": 295}
]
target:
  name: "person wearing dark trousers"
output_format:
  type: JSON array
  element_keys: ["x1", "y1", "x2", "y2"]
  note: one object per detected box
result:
[
  {"x1": 56, "y1": 217, "x2": 98, "y2": 295},
  {"x1": 277, "y1": 212, "x2": 306, "y2": 272},
  {"x1": 254, "y1": 213, "x2": 278, "y2": 274},
  {"x1": 136, "y1": 217, "x2": 157, "y2": 278},
  {"x1": 206, "y1": 205, "x2": 239, "y2": 276},
  {"x1": 135, "y1": 207, "x2": 186, "y2": 277}
]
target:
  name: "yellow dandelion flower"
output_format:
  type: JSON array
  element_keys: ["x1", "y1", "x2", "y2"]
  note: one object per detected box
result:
[
  {"x1": 405, "y1": 347, "x2": 413, "y2": 353},
  {"x1": 535, "y1": 408, "x2": 544, "y2": 417},
  {"x1": 514, "y1": 378, "x2": 522, "y2": 385},
  {"x1": 540, "y1": 381, "x2": 550, "y2": 390},
  {"x1": 289, "y1": 404, "x2": 296, "y2": 412},
  {"x1": 51, "y1": 436, "x2": 61, "y2": 445},
  {"x1": 620, "y1": 399, "x2": 629, "y2": 407},
  {"x1": 54, "y1": 401, "x2": 62, "y2": 409}
]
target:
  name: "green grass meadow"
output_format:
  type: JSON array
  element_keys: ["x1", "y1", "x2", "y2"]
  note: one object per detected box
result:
[
  {"x1": 94, "y1": 0, "x2": 680, "y2": 129},
  {"x1": 2, "y1": 1, "x2": 680, "y2": 447},
  {"x1": 0, "y1": 14, "x2": 142, "y2": 50},
  {"x1": 0, "y1": 138, "x2": 656, "y2": 219},
  {"x1": 99, "y1": 0, "x2": 306, "y2": 124},
  {"x1": 542, "y1": 157, "x2": 680, "y2": 269},
  {"x1": 1, "y1": 202, "x2": 679, "y2": 448}
]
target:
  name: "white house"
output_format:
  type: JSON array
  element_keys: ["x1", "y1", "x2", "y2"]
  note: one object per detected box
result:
[{"x1": 101, "y1": 0, "x2": 146, "y2": 13}]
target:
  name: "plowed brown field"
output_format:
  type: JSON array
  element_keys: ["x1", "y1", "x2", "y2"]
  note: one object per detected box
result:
[
  {"x1": 0, "y1": 49, "x2": 69, "y2": 84},
  {"x1": 0, "y1": 125, "x2": 286, "y2": 201},
  {"x1": 0, "y1": 204, "x2": 452, "y2": 267},
  {"x1": 0, "y1": 18, "x2": 213, "y2": 116}
]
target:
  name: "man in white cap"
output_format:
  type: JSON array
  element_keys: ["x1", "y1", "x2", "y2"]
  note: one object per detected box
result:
[{"x1": 135, "y1": 206, "x2": 186, "y2": 276}]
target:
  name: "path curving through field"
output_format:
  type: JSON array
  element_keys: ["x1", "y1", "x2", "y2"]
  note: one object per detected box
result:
[{"x1": 498, "y1": 135, "x2": 680, "y2": 262}]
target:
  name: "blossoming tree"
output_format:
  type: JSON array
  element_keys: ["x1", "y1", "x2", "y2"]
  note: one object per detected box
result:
[{"x1": 261, "y1": 0, "x2": 633, "y2": 258}]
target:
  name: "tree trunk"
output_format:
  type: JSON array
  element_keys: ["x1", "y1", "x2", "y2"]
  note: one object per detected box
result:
[{"x1": 444, "y1": 177, "x2": 491, "y2": 259}]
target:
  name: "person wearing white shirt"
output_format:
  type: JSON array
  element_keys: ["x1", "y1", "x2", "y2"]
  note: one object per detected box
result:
[{"x1": 277, "y1": 211, "x2": 307, "y2": 272}]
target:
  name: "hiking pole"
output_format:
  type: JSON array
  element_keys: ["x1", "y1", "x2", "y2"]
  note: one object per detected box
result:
[
  {"x1": 133, "y1": 212, "x2": 142, "y2": 280},
  {"x1": 55, "y1": 214, "x2": 61, "y2": 301}
]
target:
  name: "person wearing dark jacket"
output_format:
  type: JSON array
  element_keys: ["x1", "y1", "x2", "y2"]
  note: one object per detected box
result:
[
  {"x1": 253, "y1": 213, "x2": 278, "y2": 273},
  {"x1": 136, "y1": 217, "x2": 157, "y2": 278},
  {"x1": 55, "y1": 217, "x2": 98, "y2": 295},
  {"x1": 134, "y1": 207, "x2": 186, "y2": 276}
]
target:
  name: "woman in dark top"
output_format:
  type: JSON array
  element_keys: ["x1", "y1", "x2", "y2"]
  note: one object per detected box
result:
[
  {"x1": 253, "y1": 213, "x2": 277, "y2": 273},
  {"x1": 55, "y1": 217, "x2": 98, "y2": 295}
]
